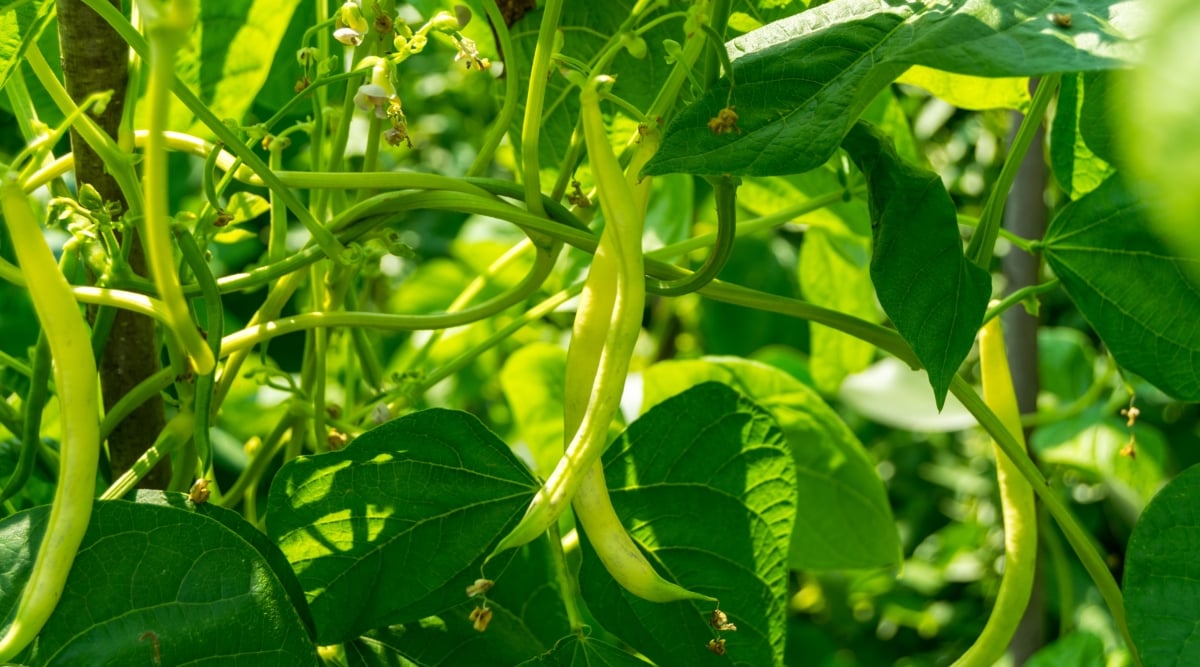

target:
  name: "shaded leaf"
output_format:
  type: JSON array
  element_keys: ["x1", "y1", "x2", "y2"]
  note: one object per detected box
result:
[
  {"x1": 646, "y1": 0, "x2": 1143, "y2": 176},
  {"x1": 580, "y1": 382, "x2": 795, "y2": 666},
  {"x1": 0, "y1": 498, "x2": 317, "y2": 665},
  {"x1": 516, "y1": 634, "x2": 652, "y2": 666},
  {"x1": 642, "y1": 358, "x2": 900, "y2": 570},
  {"x1": 841, "y1": 122, "x2": 991, "y2": 408},
  {"x1": 1043, "y1": 174, "x2": 1200, "y2": 401},
  {"x1": 266, "y1": 408, "x2": 538, "y2": 644},
  {"x1": 1026, "y1": 632, "x2": 1106, "y2": 667},
  {"x1": 1125, "y1": 463, "x2": 1200, "y2": 665},
  {"x1": 1050, "y1": 73, "x2": 1114, "y2": 199}
]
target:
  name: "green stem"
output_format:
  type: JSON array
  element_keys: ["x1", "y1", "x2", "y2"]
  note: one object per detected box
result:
[
  {"x1": 0, "y1": 334, "x2": 51, "y2": 504},
  {"x1": 546, "y1": 523, "x2": 586, "y2": 633},
  {"x1": 982, "y1": 279, "x2": 1060, "y2": 324},
  {"x1": 651, "y1": 174, "x2": 738, "y2": 295},
  {"x1": 466, "y1": 0, "x2": 520, "y2": 177},
  {"x1": 142, "y1": 5, "x2": 215, "y2": 375},
  {"x1": 965, "y1": 75, "x2": 1061, "y2": 270},
  {"x1": 174, "y1": 228, "x2": 222, "y2": 472},
  {"x1": 99, "y1": 367, "x2": 176, "y2": 442},
  {"x1": 100, "y1": 412, "x2": 195, "y2": 500},
  {"x1": 520, "y1": 0, "x2": 565, "y2": 217}
]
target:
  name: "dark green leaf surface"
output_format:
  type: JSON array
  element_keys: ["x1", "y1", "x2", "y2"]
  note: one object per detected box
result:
[
  {"x1": 1125, "y1": 463, "x2": 1200, "y2": 665},
  {"x1": 516, "y1": 634, "x2": 653, "y2": 666},
  {"x1": 579, "y1": 382, "x2": 795, "y2": 666},
  {"x1": 1026, "y1": 632, "x2": 1105, "y2": 667},
  {"x1": 0, "y1": 498, "x2": 316, "y2": 666},
  {"x1": 1043, "y1": 175, "x2": 1200, "y2": 401},
  {"x1": 642, "y1": 358, "x2": 899, "y2": 570},
  {"x1": 645, "y1": 0, "x2": 1143, "y2": 176},
  {"x1": 266, "y1": 409, "x2": 538, "y2": 644},
  {"x1": 841, "y1": 122, "x2": 991, "y2": 408},
  {"x1": 346, "y1": 535, "x2": 572, "y2": 666},
  {"x1": 1049, "y1": 74, "x2": 1114, "y2": 200}
]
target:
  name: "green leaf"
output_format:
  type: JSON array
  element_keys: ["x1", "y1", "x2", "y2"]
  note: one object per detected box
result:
[
  {"x1": 1026, "y1": 632, "x2": 1106, "y2": 667},
  {"x1": 580, "y1": 382, "x2": 794, "y2": 666},
  {"x1": 168, "y1": 0, "x2": 301, "y2": 133},
  {"x1": 697, "y1": 235, "x2": 809, "y2": 357},
  {"x1": 265, "y1": 408, "x2": 538, "y2": 644},
  {"x1": 345, "y1": 533, "x2": 572, "y2": 665},
  {"x1": 1125, "y1": 463, "x2": 1200, "y2": 665},
  {"x1": 895, "y1": 66, "x2": 1030, "y2": 111},
  {"x1": 499, "y1": 342, "x2": 567, "y2": 479},
  {"x1": 0, "y1": 0, "x2": 53, "y2": 92},
  {"x1": 1049, "y1": 74, "x2": 1115, "y2": 200},
  {"x1": 841, "y1": 122, "x2": 991, "y2": 408},
  {"x1": 799, "y1": 226, "x2": 877, "y2": 395},
  {"x1": 506, "y1": 1, "x2": 682, "y2": 175},
  {"x1": 0, "y1": 497, "x2": 317, "y2": 665},
  {"x1": 516, "y1": 634, "x2": 653, "y2": 666},
  {"x1": 641, "y1": 358, "x2": 900, "y2": 570},
  {"x1": 1042, "y1": 174, "x2": 1200, "y2": 401},
  {"x1": 645, "y1": 0, "x2": 1143, "y2": 176}
]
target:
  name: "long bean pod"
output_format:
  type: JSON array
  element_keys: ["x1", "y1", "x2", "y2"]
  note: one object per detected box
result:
[{"x1": 0, "y1": 175, "x2": 100, "y2": 661}]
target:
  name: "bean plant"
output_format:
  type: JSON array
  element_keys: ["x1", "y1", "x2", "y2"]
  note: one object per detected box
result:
[{"x1": 0, "y1": 0, "x2": 1196, "y2": 665}]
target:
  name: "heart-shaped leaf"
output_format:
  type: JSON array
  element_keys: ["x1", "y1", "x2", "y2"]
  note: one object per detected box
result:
[
  {"x1": 579, "y1": 382, "x2": 795, "y2": 666},
  {"x1": 0, "y1": 496, "x2": 317, "y2": 665},
  {"x1": 266, "y1": 408, "x2": 538, "y2": 644},
  {"x1": 841, "y1": 122, "x2": 991, "y2": 408},
  {"x1": 1043, "y1": 175, "x2": 1200, "y2": 401}
]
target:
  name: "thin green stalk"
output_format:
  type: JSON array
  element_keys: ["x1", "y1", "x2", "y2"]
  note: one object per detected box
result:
[
  {"x1": 24, "y1": 46, "x2": 143, "y2": 217},
  {"x1": 174, "y1": 228, "x2": 222, "y2": 472},
  {"x1": 99, "y1": 367, "x2": 176, "y2": 441},
  {"x1": 78, "y1": 0, "x2": 349, "y2": 263},
  {"x1": 467, "y1": 0, "x2": 521, "y2": 177},
  {"x1": 267, "y1": 139, "x2": 289, "y2": 265},
  {"x1": 983, "y1": 279, "x2": 1060, "y2": 324},
  {"x1": 651, "y1": 174, "x2": 737, "y2": 295},
  {"x1": 0, "y1": 335, "x2": 50, "y2": 504},
  {"x1": 966, "y1": 74, "x2": 1061, "y2": 270},
  {"x1": 521, "y1": 0, "x2": 565, "y2": 217},
  {"x1": 308, "y1": 262, "x2": 330, "y2": 451},
  {"x1": 141, "y1": 2, "x2": 215, "y2": 375},
  {"x1": 546, "y1": 523, "x2": 585, "y2": 633},
  {"x1": 402, "y1": 238, "x2": 536, "y2": 373},
  {"x1": 215, "y1": 416, "x2": 291, "y2": 509},
  {"x1": 101, "y1": 412, "x2": 195, "y2": 500}
]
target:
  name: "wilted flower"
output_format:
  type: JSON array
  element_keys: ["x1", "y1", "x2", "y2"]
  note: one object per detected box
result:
[{"x1": 453, "y1": 36, "x2": 490, "y2": 70}]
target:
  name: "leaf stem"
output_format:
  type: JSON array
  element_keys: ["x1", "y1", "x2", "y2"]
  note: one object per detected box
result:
[
  {"x1": 467, "y1": 0, "x2": 521, "y2": 177},
  {"x1": 982, "y1": 279, "x2": 1060, "y2": 324},
  {"x1": 521, "y1": 0, "x2": 566, "y2": 217},
  {"x1": 966, "y1": 75, "x2": 1060, "y2": 270}
]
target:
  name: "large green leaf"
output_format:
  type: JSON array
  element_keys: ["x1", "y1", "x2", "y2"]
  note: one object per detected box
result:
[
  {"x1": 0, "y1": 496, "x2": 317, "y2": 665},
  {"x1": 580, "y1": 382, "x2": 794, "y2": 666},
  {"x1": 841, "y1": 122, "x2": 991, "y2": 408},
  {"x1": 1125, "y1": 463, "x2": 1200, "y2": 665},
  {"x1": 265, "y1": 408, "x2": 538, "y2": 644},
  {"x1": 1049, "y1": 73, "x2": 1115, "y2": 200},
  {"x1": 642, "y1": 358, "x2": 900, "y2": 571},
  {"x1": 506, "y1": 1, "x2": 683, "y2": 176},
  {"x1": 645, "y1": 0, "x2": 1143, "y2": 176},
  {"x1": 166, "y1": 0, "x2": 300, "y2": 133},
  {"x1": 344, "y1": 534, "x2": 571, "y2": 666},
  {"x1": 516, "y1": 634, "x2": 653, "y2": 666},
  {"x1": 1043, "y1": 174, "x2": 1200, "y2": 401}
]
